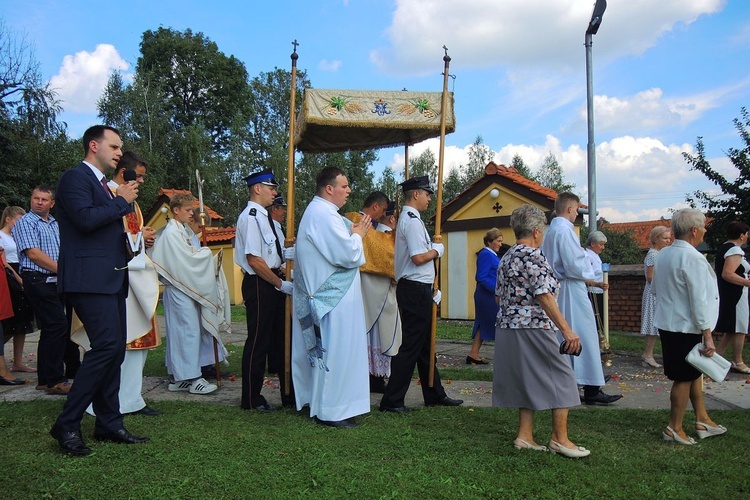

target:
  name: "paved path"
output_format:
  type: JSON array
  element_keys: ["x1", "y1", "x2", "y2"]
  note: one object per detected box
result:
[{"x1": 3, "y1": 319, "x2": 749, "y2": 410}]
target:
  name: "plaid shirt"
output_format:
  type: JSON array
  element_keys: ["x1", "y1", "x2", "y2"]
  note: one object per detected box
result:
[{"x1": 11, "y1": 211, "x2": 59, "y2": 274}]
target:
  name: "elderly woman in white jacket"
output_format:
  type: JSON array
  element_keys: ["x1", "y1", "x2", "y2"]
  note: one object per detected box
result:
[{"x1": 652, "y1": 208, "x2": 726, "y2": 445}]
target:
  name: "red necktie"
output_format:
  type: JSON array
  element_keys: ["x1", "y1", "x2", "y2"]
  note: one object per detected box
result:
[{"x1": 101, "y1": 178, "x2": 112, "y2": 199}]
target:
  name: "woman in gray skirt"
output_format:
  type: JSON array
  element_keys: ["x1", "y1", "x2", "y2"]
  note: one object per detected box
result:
[{"x1": 493, "y1": 204, "x2": 589, "y2": 458}]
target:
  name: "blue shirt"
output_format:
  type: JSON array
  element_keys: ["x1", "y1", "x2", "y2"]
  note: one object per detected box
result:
[{"x1": 11, "y1": 211, "x2": 60, "y2": 274}]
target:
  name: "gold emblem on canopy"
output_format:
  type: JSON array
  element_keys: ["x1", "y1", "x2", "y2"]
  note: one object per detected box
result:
[{"x1": 294, "y1": 89, "x2": 455, "y2": 153}]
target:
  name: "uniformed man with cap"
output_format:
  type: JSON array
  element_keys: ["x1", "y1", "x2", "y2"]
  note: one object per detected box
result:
[
  {"x1": 234, "y1": 169, "x2": 293, "y2": 412},
  {"x1": 380, "y1": 175, "x2": 463, "y2": 412}
]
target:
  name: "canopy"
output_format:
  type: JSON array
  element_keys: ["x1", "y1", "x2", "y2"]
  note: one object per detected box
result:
[{"x1": 294, "y1": 89, "x2": 455, "y2": 153}]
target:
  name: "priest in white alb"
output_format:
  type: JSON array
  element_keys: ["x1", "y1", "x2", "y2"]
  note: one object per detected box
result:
[{"x1": 292, "y1": 167, "x2": 372, "y2": 428}]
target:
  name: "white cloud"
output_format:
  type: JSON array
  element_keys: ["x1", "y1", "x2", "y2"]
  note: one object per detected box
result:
[
  {"x1": 384, "y1": 133, "x2": 728, "y2": 222},
  {"x1": 371, "y1": 0, "x2": 725, "y2": 75},
  {"x1": 318, "y1": 59, "x2": 342, "y2": 72},
  {"x1": 49, "y1": 44, "x2": 130, "y2": 113},
  {"x1": 583, "y1": 79, "x2": 750, "y2": 133}
]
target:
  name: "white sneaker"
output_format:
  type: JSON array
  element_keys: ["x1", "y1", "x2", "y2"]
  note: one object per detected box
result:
[
  {"x1": 189, "y1": 377, "x2": 218, "y2": 395},
  {"x1": 168, "y1": 380, "x2": 192, "y2": 392}
]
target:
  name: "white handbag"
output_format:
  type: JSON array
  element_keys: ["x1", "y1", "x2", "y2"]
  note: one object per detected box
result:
[{"x1": 685, "y1": 343, "x2": 731, "y2": 382}]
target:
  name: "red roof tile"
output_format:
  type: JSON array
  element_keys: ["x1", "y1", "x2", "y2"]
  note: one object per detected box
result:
[
  {"x1": 484, "y1": 162, "x2": 558, "y2": 201},
  {"x1": 158, "y1": 188, "x2": 223, "y2": 220},
  {"x1": 602, "y1": 219, "x2": 670, "y2": 250}
]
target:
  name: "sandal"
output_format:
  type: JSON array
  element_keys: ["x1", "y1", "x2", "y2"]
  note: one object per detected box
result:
[
  {"x1": 513, "y1": 439, "x2": 547, "y2": 451},
  {"x1": 730, "y1": 362, "x2": 750, "y2": 374},
  {"x1": 641, "y1": 356, "x2": 661, "y2": 368},
  {"x1": 662, "y1": 426, "x2": 695, "y2": 445}
]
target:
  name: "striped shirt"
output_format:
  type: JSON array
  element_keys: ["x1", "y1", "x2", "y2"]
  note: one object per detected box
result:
[{"x1": 11, "y1": 211, "x2": 60, "y2": 274}]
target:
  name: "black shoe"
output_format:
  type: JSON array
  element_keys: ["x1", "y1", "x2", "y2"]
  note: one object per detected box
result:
[
  {"x1": 126, "y1": 405, "x2": 161, "y2": 417},
  {"x1": 313, "y1": 417, "x2": 359, "y2": 428},
  {"x1": 380, "y1": 405, "x2": 409, "y2": 413},
  {"x1": 94, "y1": 428, "x2": 150, "y2": 444},
  {"x1": 466, "y1": 356, "x2": 488, "y2": 365},
  {"x1": 584, "y1": 390, "x2": 622, "y2": 406},
  {"x1": 253, "y1": 403, "x2": 277, "y2": 413},
  {"x1": 0, "y1": 375, "x2": 26, "y2": 385},
  {"x1": 425, "y1": 396, "x2": 464, "y2": 407},
  {"x1": 50, "y1": 424, "x2": 92, "y2": 456}
]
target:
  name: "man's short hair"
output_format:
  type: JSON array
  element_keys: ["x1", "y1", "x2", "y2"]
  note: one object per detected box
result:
[
  {"x1": 554, "y1": 192, "x2": 579, "y2": 215},
  {"x1": 315, "y1": 167, "x2": 346, "y2": 195},
  {"x1": 170, "y1": 193, "x2": 195, "y2": 212},
  {"x1": 82, "y1": 125, "x2": 120, "y2": 155},
  {"x1": 363, "y1": 191, "x2": 388, "y2": 209},
  {"x1": 115, "y1": 151, "x2": 146, "y2": 175},
  {"x1": 32, "y1": 185, "x2": 55, "y2": 200}
]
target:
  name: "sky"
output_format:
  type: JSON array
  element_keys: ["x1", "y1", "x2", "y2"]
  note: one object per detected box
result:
[{"x1": 2, "y1": 0, "x2": 749, "y2": 222}]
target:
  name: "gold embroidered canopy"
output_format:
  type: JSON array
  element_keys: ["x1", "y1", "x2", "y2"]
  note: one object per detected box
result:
[{"x1": 294, "y1": 89, "x2": 455, "y2": 153}]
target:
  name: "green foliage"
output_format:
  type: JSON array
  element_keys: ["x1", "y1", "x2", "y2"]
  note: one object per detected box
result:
[
  {"x1": 375, "y1": 165, "x2": 400, "y2": 202},
  {"x1": 510, "y1": 153, "x2": 533, "y2": 179},
  {"x1": 443, "y1": 166, "x2": 464, "y2": 203},
  {"x1": 534, "y1": 152, "x2": 575, "y2": 193},
  {"x1": 580, "y1": 219, "x2": 644, "y2": 265},
  {"x1": 463, "y1": 134, "x2": 493, "y2": 185},
  {"x1": 0, "y1": 21, "x2": 75, "y2": 207},
  {"x1": 685, "y1": 107, "x2": 750, "y2": 248},
  {"x1": 408, "y1": 148, "x2": 439, "y2": 232}
]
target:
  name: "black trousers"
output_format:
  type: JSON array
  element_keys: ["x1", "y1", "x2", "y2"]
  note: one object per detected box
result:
[
  {"x1": 55, "y1": 289, "x2": 127, "y2": 433},
  {"x1": 380, "y1": 279, "x2": 447, "y2": 408},
  {"x1": 22, "y1": 273, "x2": 68, "y2": 387},
  {"x1": 241, "y1": 274, "x2": 292, "y2": 408}
]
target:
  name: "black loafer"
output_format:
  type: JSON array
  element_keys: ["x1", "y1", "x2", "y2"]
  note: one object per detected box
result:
[
  {"x1": 584, "y1": 391, "x2": 622, "y2": 406},
  {"x1": 253, "y1": 403, "x2": 277, "y2": 413},
  {"x1": 94, "y1": 428, "x2": 149, "y2": 444},
  {"x1": 126, "y1": 405, "x2": 161, "y2": 417},
  {"x1": 0, "y1": 376, "x2": 26, "y2": 385},
  {"x1": 314, "y1": 417, "x2": 359, "y2": 428},
  {"x1": 425, "y1": 396, "x2": 464, "y2": 407},
  {"x1": 50, "y1": 424, "x2": 92, "y2": 456},
  {"x1": 380, "y1": 405, "x2": 410, "y2": 413}
]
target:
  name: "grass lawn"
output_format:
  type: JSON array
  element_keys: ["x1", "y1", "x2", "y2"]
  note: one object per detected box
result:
[
  {"x1": 5, "y1": 319, "x2": 750, "y2": 497},
  {"x1": 1, "y1": 401, "x2": 747, "y2": 498}
]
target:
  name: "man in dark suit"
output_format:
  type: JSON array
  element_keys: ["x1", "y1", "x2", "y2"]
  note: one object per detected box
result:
[{"x1": 50, "y1": 125, "x2": 147, "y2": 456}]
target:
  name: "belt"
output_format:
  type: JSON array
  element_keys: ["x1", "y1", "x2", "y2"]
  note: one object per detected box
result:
[
  {"x1": 21, "y1": 270, "x2": 55, "y2": 276},
  {"x1": 398, "y1": 279, "x2": 432, "y2": 288},
  {"x1": 270, "y1": 268, "x2": 285, "y2": 279}
]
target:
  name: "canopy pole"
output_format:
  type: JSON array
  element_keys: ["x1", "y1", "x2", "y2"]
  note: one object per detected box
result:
[
  {"x1": 404, "y1": 143, "x2": 410, "y2": 180},
  {"x1": 283, "y1": 40, "x2": 299, "y2": 397},
  {"x1": 429, "y1": 47, "x2": 451, "y2": 387}
]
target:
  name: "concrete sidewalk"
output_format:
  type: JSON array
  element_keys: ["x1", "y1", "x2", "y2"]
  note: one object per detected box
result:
[{"x1": 3, "y1": 319, "x2": 749, "y2": 411}]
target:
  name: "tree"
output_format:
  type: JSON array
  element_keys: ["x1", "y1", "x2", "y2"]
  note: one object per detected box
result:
[
  {"x1": 510, "y1": 153, "x2": 533, "y2": 179},
  {"x1": 685, "y1": 107, "x2": 750, "y2": 248},
  {"x1": 376, "y1": 165, "x2": 399, "y2": 202},
  {"x1": 534, "y1": 152, "x2": 575, "y2": 193},
  {"x1": 408, "y1": 148, "x2": 438, "y2": 232},
  {"x1": 0, "y1": 21, "x2": 72, "y2": 207},
  {"x1": 443, "y1": 166, "x2": 464, "y2": 203},
  {"x1": 462, "y1": 135, "x2": 493, "y2": 185},
  {"x1": 136, "y1": 27, "x2": 252, "y2": 152},
  {"x1": 580, "y1": 220, "x2": 644, "y2": 265}
]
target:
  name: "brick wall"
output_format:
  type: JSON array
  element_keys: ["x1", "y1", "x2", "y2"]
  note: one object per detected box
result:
[{"x1": 608, "y1": 265, "x2": 645, "y2": 333}]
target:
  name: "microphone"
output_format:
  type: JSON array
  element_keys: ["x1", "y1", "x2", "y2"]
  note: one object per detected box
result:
[{"x1": 122, "y1": 169, "x2": 137, "y2": 210}]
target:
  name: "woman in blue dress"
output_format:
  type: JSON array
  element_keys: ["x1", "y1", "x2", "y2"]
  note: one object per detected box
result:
[{"x1": 467, "y1": 228, "x2": 503, "y2": 364}]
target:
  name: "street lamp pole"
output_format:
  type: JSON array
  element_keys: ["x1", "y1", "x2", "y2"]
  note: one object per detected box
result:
[{"x1": 585, "y1": 0, "x2": 606, "y2": 232}]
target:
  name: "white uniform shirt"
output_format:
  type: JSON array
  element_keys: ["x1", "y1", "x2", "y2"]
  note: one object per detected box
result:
[
  {"x1": 234, "y1": 201, "x2": 282, "y2": 275},
  {"x1": 395, "y1": 205, "x2": 433, "y2": 284}
]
